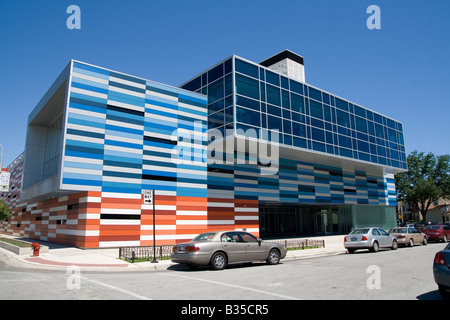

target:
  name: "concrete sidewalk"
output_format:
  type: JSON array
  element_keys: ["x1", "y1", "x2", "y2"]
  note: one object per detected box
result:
[{"x1": 0, "y1": 235, "x2": 346, "y2": 271}]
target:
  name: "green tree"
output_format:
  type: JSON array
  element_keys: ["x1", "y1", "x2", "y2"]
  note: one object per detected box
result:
[
  {"x1": 395, "y1": 151, "x2": 450, "y2": 222},
  {"x1": 0, "y1": 199, "x2": 10, "y2": 221}
]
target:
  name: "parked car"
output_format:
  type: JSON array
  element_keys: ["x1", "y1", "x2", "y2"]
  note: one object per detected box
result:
[
  {"x1": 344, "y1": 227, "x2": 398, "y2": 253},
  {"x1": 422, "y1": 225, "x2": 450, "y2": 242},
  {"x1": 388, "y1": 227, "x2": 427, "y2": 247},
  {"x1": 433, "y1": 242, "x2": 450, "y2": 299},
  {"x1": 414, "y1": 222, "x2": 433, "y2": 232},
  {"x1": 171, "y1": 231, "x2": 287, "y2": 270}
]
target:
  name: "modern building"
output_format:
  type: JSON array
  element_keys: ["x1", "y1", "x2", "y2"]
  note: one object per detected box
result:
[{"x1": 0, "y1": 50, "x2": 407, "y2": 248}]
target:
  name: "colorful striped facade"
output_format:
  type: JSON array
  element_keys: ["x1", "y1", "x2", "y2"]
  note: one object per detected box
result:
[{"x1": 0, "y1": 52, "x2": 405, "y2": 248}]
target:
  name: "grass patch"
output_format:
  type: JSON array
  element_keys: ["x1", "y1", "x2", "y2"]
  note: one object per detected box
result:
[
  {"x1": 0, "y1": 237, "x2": 32, "y2": 248},
  {"x1": 120, "y1": 256, "x2": 172, "y2": 263},
  {"x1": 287, "y1": 246, "x2": 321, "y2": 251}
]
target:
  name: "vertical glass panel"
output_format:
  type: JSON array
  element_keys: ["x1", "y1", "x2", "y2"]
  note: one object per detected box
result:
[
  {"x1": 289, "y1": 80, "x2": 303, "y2": 95},
  {"x1": 375, "y1": 123, "x2": 385, "y2": 139},
  {"x1": 281, "y1": 76, "x2": 289, "y2": 90},
  {"x1": 336, "y1": 110, "x2": 350, "y2": 128},
  {"x1": 354, "y1": 105, "x2": 366, "y2": 118},
  {"x1": 266, "y1": 84, "x2": 281, "y2": 106},
  {"x1": 283, "y1": 119, "x2": 292, "y2": 134},
  {"x1": 208, "y1": 64, "x2": 224, "y2": 83},
  {"x1": 355, "y1": 116, "x2": 368, "y2": 133},
  {"x1": 236, "y1": 107, "x2": 260, "y2": 127},
  {"x1": 335, "y1": 98, "x2": 349, "y2": 111},
  {"x1": 224, "y1": 106, "x2": 233, "y2": 124},
  {"x1": 235, "y1": 58, "x2": 259, "y2": 78},
  {"x1": 290, "y1": 93, "x2": 304, "y2": 113},
  {"x1": 224, "y1": 58, "x2": 232, "y2": 74},
  {"x1": 282, "y1": 90, "x2": 290, "y2": 109},
  {"x1": 388, "y1": 128, "x2": 398, "y2": 143},
  {"x1": 268, "y1": 115, "x2": 283, "y2": 132},
  {"x1": 313, "y1": 141, "x2": 326, "y2": 152},
  {"x1": 309, "y1": 100, "x2": 323, "y2": 119},
  {"x1": 224, "y1": 74, "x2": 232, "y2": 96},
  {"x1": 293, "y1": 137, "x2": 307, "y2": 148},
  {"x1": 323, "y1": 105, "x2": 331, "y2": 122},
  {"x1": 322, "y1": 92, "x2": 330, "y2": 105},
  {"x1": 267, "y1": 105, "x2": 281, "y2": 117},
  {"x1": 266, "y1": 70, "x2": 280, "y2": 86},
  {"x1": 312, "y1": 128, "x2": 325, "y2": 142},
  {"x1": 236, "y1": 95, "x2": 260, "y2": 111},
  {"x1": 208, "y1": 110, "x2": 224, "y2": 128},
  {"x1": 208, "y1": 78, "x2": 224, "y2": 103},
  {"x1": 235, "y1": 74, "x2": 259, "y2": 100},
  {"x1": 292, "y1": 122, "x2": 306, "y2": 137},
  {"x1": 308, "y1": 87, "x2": 322, "y2": 101}
]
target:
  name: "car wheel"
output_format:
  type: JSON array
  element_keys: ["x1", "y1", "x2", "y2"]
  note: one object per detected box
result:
[
  {"x1": 370, "y1": 241, "x2": 379, "y2": 252},
  {"x1": 443, "y1": 235, "x2": 448, "y2": 243},
  {"x1": 266, "y1": 248, "x2": 281, "y2": 265},
  {"x1": 391, "y1": 239, "x2": 398, "y2": 250},
  {"x1": 422, "y1": 237, "x2": 427, "y2": 245},
  {"x1": 347, "y1": 249, "x2": 356, "y2": 254},
  {"x1": 408, "y1": 238, "x2": 414, "y2": 247},
  {"x1": 210, "y1": 252, "x2": 227, "y2": 270}
]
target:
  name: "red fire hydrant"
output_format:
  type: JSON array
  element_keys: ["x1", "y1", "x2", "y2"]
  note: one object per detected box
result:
[{"x1": 31, "y1": 243, "x2": 40, "y2": 256}]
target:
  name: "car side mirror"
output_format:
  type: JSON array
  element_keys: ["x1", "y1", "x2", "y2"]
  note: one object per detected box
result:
[{"x1": 257, "y1": 238, "x2": 262, "y2": 246}]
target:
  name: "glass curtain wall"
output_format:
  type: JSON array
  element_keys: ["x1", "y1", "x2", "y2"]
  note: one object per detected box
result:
[
  {"x1": 42, "y1": 114, "x2": 63, "y2": 180},
  {"x1": 232, "y1": 57, "x2": 407, "y2": 170}
]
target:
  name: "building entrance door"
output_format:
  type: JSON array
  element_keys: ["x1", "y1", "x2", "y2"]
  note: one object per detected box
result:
[{"x1": 316, "y1": 210, "x2": 338, "y2": 234}]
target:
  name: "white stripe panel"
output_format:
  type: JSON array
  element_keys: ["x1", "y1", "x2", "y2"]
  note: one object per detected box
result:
[
  {"x1": 66, "y1": 123, "x2": 105, "y2": 134},
  {"x1": 71, "y1": 87, "x2": 108, "y2": 100},
  {"x1": 72, "y1": 71, "x2": 109, "y2": 85},
  {"x1": 109, "y1": 76, "x2": 146, "y2": 89}
]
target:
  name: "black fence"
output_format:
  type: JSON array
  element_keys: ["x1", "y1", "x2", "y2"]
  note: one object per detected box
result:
[
  {"x1": 269, "y1": 238, "x2": 325, "y2": 250},
  {"x1": 119, "y1": 245, "x2": 173, "y2": 263},
  {"x1": 119, "y1": 238, "x2": 325, "y2": 263}
]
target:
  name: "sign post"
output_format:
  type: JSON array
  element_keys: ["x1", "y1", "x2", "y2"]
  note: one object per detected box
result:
[{"x1": 143, "y1": 189, "x2": 158, "y2": 263}]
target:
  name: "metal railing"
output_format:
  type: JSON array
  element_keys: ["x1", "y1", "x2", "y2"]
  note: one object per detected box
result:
[
  {"x1": 119, "y1": 245, "x2": 173, "y2": 263},
  {"x1": 119, "y1": 238, "x2": 325, "y2": 263},
  {"x1": 269, "y1": 238, "x2": 325, "y2": 250}
]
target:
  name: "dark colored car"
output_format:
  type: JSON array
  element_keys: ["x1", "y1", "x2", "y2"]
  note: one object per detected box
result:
[
  {"x1": 433, "y1": 242, "x2": 450, "y2": 299},
  {"x1": 414, "y1": 221, "x2": 433, "y2": 232},
  {"x1": 422, "y1": 225, "x2": 450, "y2": 242}
]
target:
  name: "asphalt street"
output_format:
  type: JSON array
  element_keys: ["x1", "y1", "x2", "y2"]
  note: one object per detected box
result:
[{"x1": 0, "y1": 241, "x2": 447, "y2": 301}]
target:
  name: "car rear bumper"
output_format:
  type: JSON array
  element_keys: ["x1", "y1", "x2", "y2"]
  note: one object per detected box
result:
[
  {"x1": 344, "y1": 241, "x2": 372, "y2": 250},
  {"x1": 171, "y1": 252, "x2": 212, "y2": 265},
  {"x1": 433, "y1": 263, "x2": 450, "y2": 287},
  {"x1": 395, "y1": 238, "x2": 410, "y2": 245},
  {"x1": 425, "y1": 234, "x2": 442, "y2": 241}
]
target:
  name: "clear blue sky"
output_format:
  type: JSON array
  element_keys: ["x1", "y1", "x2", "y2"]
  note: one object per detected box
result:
[{"x1": 0, "y1": 0, "x2": 449, "y2": 167}]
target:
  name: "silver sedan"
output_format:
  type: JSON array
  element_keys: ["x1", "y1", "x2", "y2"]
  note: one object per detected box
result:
[
  {"x1": 344, "y1": 227, "x2": 398, "y2": 253},
  {"x1": 171, "y1": 231, "x2": 287, "y2": 270}
]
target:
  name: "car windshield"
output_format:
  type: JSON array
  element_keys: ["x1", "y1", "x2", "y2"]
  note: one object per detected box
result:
[
  {"x1": 350, "y1": 228, "x2": 370, "y2": 235},
  {"x1": 192, "y1": 232, "x2": 217, "y2": 241},
  {"x1": 425, "y1": 225, "x2": 440, "y2": 230},
  {"x1": 390, "y1": 228, "x2": 407, "y2": 233}
]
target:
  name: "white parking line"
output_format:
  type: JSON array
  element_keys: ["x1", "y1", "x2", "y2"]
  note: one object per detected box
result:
[
  {"x1": 163, "y1": 273, "x2": 300, "y2": 300},
  {"x1": 82, "y1": 277, "x2": 152, "y2": 300}
]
